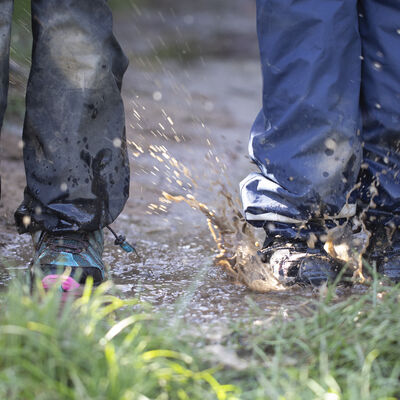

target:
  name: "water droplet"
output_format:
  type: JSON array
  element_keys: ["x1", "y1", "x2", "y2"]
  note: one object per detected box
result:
[
  {"x1": 60, "y1": 183, "x2": 68, "y2": 191},
  {"x1": 373, "y1": 62, "x2": 382, "y2": 71},
  {"x1": 34, "y1": 206, "x2": 42, "y2": 215},
  {"x1": 113, "y1": 138, "x2": 122, "y2": 148},
  {"x1": 22, "y1": 216, "x2": 31, "y2": 227},
  {"x1": 375, "y1": 103, "x2": 382, "y2": 109},
  {"x1": 324, "y1": 138, "x2": 336, "y2": 150},
  {"x1": 153, "y1": 91, "x2": 162, "y2": 101}
]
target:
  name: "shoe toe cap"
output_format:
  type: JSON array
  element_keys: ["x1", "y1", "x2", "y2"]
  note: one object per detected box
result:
[{"x1": 298, "y1": 257, "x2": 338, "y2": 286}]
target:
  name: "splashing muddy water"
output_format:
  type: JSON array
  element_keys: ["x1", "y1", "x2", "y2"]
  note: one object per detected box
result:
[
  {"x1": 130, "y1": 124, "x2": 283, "y2": 292},
  {"x1": 162, "y1": 190, "x2": 281, "y2": 292}
]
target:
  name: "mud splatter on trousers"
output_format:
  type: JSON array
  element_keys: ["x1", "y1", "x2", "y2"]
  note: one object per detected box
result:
[
  {"x1": 241, "y1": 0, "x2": 400, "y2": 242},
  {"x1": 0, "y1": 0, "x2": 129, "y2": 233}
]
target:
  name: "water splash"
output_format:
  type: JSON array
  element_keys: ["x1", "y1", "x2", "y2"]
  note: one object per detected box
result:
[
  {"x1": 324, "y1": 180, "x2": 378, "y2": 282},
  {"x1": 126, "y1": 123, "x2": 283, "y2": 292},
  {"x1": 162, "y1": 188, "x2": 282, "y2": 292}
]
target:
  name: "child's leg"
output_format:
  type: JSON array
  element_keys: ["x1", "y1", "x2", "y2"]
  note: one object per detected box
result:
[
  {"x1": 241, "y1": 0, "x2": 362, "y2": 235},
  {"x1": 15, "y1": 0, "x2": 130, "y2": 234}
]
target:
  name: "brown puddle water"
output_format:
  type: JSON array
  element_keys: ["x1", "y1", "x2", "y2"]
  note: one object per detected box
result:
[{"x1": 0, "y1": 225, "x2": 316, "y2": 325}]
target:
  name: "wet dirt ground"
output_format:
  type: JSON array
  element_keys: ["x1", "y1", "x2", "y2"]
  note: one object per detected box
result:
[{"x1": 0, "y1": 0, "x2": 316, "y2": 326}]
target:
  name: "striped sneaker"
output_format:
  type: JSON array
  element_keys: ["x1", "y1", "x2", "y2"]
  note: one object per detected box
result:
[
  {"x1": 31, "y1": 230, "x2": 106, "y2": 293},
  {"x1": 259, "y1": 238, "x2": 341, "y2": 286}
]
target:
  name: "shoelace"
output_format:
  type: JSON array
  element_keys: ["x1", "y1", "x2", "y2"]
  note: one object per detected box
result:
[
  {"x1": 106, "y1": 226, "x2": 139, "y2": 258},
  {"x1": 40, "y1": 227, "x2": 139, "y2": 258}
]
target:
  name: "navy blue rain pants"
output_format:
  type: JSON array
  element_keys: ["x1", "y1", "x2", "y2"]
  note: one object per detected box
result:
[
  {"x1": 241, "y1": 0, "x2": 400, "y2": 239},
  {"x1": 0, "y1": 0, "x2": 129, "y2": 233}
]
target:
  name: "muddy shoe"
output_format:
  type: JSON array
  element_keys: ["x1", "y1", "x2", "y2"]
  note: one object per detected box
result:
[
  {"x1": 297, "y1": 254, "x2": 340, "y2": 286},
  {"x1": 31, "y1": 230, "x2": 106, "y2": 292},
  {"x1": 260, "y1": 239, "x2": 340, "y2": 286}
]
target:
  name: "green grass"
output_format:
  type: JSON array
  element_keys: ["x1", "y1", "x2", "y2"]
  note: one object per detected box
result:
[
  {"x1": 1, "y1": 277, "x2": 400, "y2": 399},
  {"x1": 0, "y1": 279, "x2": 237, "y2": 400},
  {"x1": 219, "y1": 283, "x2": 400, "y2": 400}
]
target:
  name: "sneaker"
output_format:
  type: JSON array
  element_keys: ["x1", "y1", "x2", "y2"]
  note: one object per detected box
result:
[
  {"x1": 259, "y1": 239, "x2": 341, "y2": 286},
  {"x1": 297, "y1": 253, "x2": 341, "y2": 286},
  {"x1": 31, "y1": 230, "x2": 106, "y2": 292}
]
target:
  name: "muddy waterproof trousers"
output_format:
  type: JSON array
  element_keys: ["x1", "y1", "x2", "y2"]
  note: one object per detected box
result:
[
  {"x1": 240, "y1": 0, "x2": 400, "y2": 239},
  {"x1": 0, "y1": 0, "x2": 129, "y2": 233}
]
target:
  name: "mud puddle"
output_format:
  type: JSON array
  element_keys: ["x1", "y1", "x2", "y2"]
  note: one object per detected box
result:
[{"x1": 0, "y1": 226, "x2": 314, "y2": 327}]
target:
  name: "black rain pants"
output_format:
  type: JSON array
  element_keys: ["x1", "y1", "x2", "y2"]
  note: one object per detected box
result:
[{"x1": 0, "y1": 0, "x2": 129, "y2": 233}]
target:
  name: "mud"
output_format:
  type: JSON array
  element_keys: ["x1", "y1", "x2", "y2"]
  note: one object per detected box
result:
[{"x1": 1, "y1": 0, "x2": 324, "y2": 323}]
